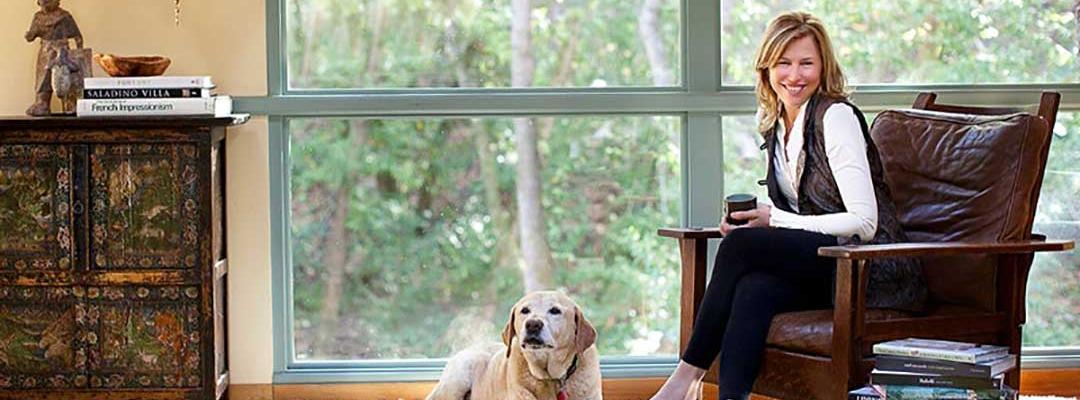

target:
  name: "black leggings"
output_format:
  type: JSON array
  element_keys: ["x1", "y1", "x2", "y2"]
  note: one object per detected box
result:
[{"x1": 681, "y1": 227, "x2": 838, "y2": 399}]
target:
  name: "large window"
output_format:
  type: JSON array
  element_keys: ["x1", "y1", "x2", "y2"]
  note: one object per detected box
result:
[
  {"x1": 721, "y1": 0, "x2": 1079, "y2": 85},
  {"x1": 259, "y1": 0, "x2": 1080, "y2": 383}
]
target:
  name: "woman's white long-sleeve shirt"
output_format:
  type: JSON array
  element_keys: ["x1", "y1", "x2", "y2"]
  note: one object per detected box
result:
[{"x1": 765, "y1": 101, "x2": 878, "y2": 241}]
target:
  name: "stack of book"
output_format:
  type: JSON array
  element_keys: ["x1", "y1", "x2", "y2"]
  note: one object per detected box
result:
[
  {"x1": 848, "y1": 338, "x2": 1019, "y2": 400},
  {"x1": 76, "y1": 76, "x2": 232, "y2": 117}
]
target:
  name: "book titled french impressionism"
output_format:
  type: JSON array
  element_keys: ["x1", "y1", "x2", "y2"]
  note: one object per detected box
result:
[
  {"x1": 83, "y1": 88, "x2": 209, "y2": 99},
  {"x1": 874, "y1": 354, "x2": 1016, "y2": 378},
  {"x1": 76, "y1": 96, "x2": 232, "y2": 117},
  {"x1": 83, "y1": 76, "x2": 215, "y2": 89},
  {"x1": 872, "y1": 338, "x2": 1009, "y2": 364}
]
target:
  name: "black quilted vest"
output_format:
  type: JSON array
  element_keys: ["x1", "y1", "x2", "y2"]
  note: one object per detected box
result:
[{"x1": 763, "y1": 94, "x2": 927, "y2": 312}]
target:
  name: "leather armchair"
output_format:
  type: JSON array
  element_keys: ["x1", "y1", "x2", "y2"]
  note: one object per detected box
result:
[{"x1": 659, "y1": 92, "x2": 1074, "y2": 399}]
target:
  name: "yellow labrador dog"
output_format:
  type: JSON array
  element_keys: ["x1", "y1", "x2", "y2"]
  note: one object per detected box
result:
[{"x1": 426, "y1": 291, "x2": 602, "y2": 400}]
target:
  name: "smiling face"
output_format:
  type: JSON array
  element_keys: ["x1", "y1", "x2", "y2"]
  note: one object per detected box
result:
[{"x1": 768, "y1": 34, "x2": 822, "y2": 118}]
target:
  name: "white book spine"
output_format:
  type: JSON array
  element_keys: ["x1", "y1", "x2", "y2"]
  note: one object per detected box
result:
[
  {"x1": 84, "y1": 76, "x2": 214, "y2": 89},
  {"x1": 872, "y1": 343, "x2": 980, "y2": 363},
  {"x1": 77, "y1": 96, "x2": 232, "y2": 117}
]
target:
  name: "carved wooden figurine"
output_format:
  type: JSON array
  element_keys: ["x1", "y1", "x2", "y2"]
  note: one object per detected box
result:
[{"x1": 25, "y1": 0, "x2": 86, "y2": 116}]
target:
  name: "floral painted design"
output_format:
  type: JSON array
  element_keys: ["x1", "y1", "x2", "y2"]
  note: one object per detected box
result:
[
  {"x1": 90, "y1": 144, "x2": 201, "y2": 270},
  {"x1": 0, "y1": 145, "x2": 73, "y2": 276},
  {"x1": 84, "y1": 286, "x2": 201, "y2": 388},
  {"x1": 0, "y1": 287, "x2": 82, "y2": 389}
]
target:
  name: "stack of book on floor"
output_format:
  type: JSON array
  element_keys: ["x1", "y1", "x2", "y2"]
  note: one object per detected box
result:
[
  {"x1": 848, "y1": 338, "x2": 1019, "y2": 400},
  {"x1": 77, "y1": 76, "x2": 232, "y2": 117}
]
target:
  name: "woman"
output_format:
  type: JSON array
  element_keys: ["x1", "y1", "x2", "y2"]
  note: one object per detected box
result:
[{"x1": 651, "y1": 11, "x2": 926, "y2": 400}]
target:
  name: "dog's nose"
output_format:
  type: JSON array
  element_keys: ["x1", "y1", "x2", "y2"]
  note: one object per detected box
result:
[{"x1": 525, "y1": 320, "x2": 543, "y2": 333}]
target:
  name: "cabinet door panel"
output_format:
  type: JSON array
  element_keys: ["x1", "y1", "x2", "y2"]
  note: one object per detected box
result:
[
  {"x1": 0, "y1": 287, "x2": 84, "y2": 390},
  {"x1": 89, "y1": 145, "x2": 201, "y2": 271},
  {"x1": 0, "y1": 145, "x2": 75, "y2": 284},
  {"x1": 84, "y1": 285, "x2": 202, "y2": 389}
]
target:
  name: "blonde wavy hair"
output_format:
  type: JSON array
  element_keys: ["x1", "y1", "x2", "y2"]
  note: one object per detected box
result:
[{"x1": 754, "y1": 11, "x2": 848, "y2": 135}]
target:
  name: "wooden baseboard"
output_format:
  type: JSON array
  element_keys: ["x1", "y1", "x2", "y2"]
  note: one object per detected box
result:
[
  {"x1": 226, "y1": 384, "x2": 272, "y2": 400},
  {"x1": 1020, "y1": 368, "x2": 1080, "y2": 396},
  {"x1": 226, "y1": 368, "x2": 1080, "y2": 400}
]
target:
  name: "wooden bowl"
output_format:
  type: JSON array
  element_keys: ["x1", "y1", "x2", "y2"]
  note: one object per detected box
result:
[{"x1": 94, "y1": 53, "x2": 171, "y2": 77}]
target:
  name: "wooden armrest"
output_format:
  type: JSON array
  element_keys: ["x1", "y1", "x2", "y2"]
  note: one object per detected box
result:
[
  {"x1": 657, "y1": 227, "x2": 724, "y2": 239},
  {"x1": 818, "y1": 239, "x2": 1074, "y2": 260}
]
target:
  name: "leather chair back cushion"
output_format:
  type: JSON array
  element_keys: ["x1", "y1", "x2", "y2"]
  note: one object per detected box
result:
[{"x1": 870, "y1": 110, "x2": 1050, "y2": 309}]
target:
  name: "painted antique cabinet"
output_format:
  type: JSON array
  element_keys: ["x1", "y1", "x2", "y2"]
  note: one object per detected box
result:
[{"x1": 0, "y1": 116, "x2": 244, "y2": 400}]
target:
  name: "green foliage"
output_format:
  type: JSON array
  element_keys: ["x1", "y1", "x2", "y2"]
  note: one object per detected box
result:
[{"x1": 289, "y1": 116, "x2": 681, "y2": 359}]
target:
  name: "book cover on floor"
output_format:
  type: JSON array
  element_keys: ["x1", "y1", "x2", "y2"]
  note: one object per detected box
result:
[
  {"x1": 870, "y1": 368, "x2": 1002, "y2": 389},
  {"x1": 873, "y1": 338, "x2": 1009, "y2": 364},
  {"x1": 848, "y1": 385, "x2": 884, "y2": 400},
  {"x1": 874, "y1": 354, "x2": 1016, "y2": 378},
  {"x1": 876, "y1": 384, "x2": 1016, "y2": 400}
]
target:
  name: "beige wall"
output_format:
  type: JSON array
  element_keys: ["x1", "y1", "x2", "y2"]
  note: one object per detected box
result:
[{"x1": 0, "y1": 1, "x2": 273, "y2": 384}]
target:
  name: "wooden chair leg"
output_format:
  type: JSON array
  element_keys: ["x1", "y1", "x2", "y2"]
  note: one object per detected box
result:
[{"x1": 677, "y1": 237, "x2": 719, "y2": 392}]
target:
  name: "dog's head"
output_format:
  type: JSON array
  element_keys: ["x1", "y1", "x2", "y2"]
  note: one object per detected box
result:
[{"x1": 501, "y1": 291, "x2": 596, "y2": 378}]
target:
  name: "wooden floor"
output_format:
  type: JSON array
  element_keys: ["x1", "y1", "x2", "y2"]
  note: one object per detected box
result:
[{"x1": 226, "y1": 368, "x2": 1080, "y2": 400}]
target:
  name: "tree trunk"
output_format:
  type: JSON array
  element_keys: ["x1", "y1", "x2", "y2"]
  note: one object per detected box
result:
[
  {"x1": 511, "y1": 0, "x2": 554, "y2": 292},
  {"x1": 315, "y1": 161, "x2": 353, "y2": 357},
  {"x1": 314, "y1": 120, "x2": 375, "y2": 357},
  {"x1": 638, "y1": 0, "x2": 674, "y2": 86},
  {"x1": 362, "y1": 2, "x2": 387, "y2": 86},
  {"x1": 511, "y1": 0, "x2": 535, "y2": 89},
  {"x1": 639, "y1": 0, "x2": 676, "y2": 216}
]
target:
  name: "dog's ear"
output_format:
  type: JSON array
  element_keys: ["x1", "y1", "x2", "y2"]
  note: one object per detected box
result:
[
  {"x1": 574, "y1": 306, "x2": 597, "y2": 355},
  {"x1": 501, "y1": 306, "x2": 516, "y2": 358}
]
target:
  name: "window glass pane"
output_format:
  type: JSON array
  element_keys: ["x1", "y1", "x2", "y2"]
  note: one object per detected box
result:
[
  {"x1": 1026, "y1": 112, "x2": 1080, "y2": 347},
  {"x1": 722, "y1": 115, "x2": 766, "y2": 198},
  {"x1": 289, "y1": 116, "x2": 681, "y2": 360},
  {"x1": 721, "y1": 0, "x2": 1079, "y2": 85},
  {"x1": 723, "y1": 111, "x2": 1080, "y2": 348},
  {"x1": 286, "y1": 0, "x2": 681, "y2": 89}
]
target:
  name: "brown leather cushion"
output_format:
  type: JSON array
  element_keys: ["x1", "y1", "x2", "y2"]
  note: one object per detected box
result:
[
  {"x1": 870, "y1": 110, "x2": 1050, "y2": 310},
  {"x1": 766, "y1": 305, "x2": 978, "y2": 356}
]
